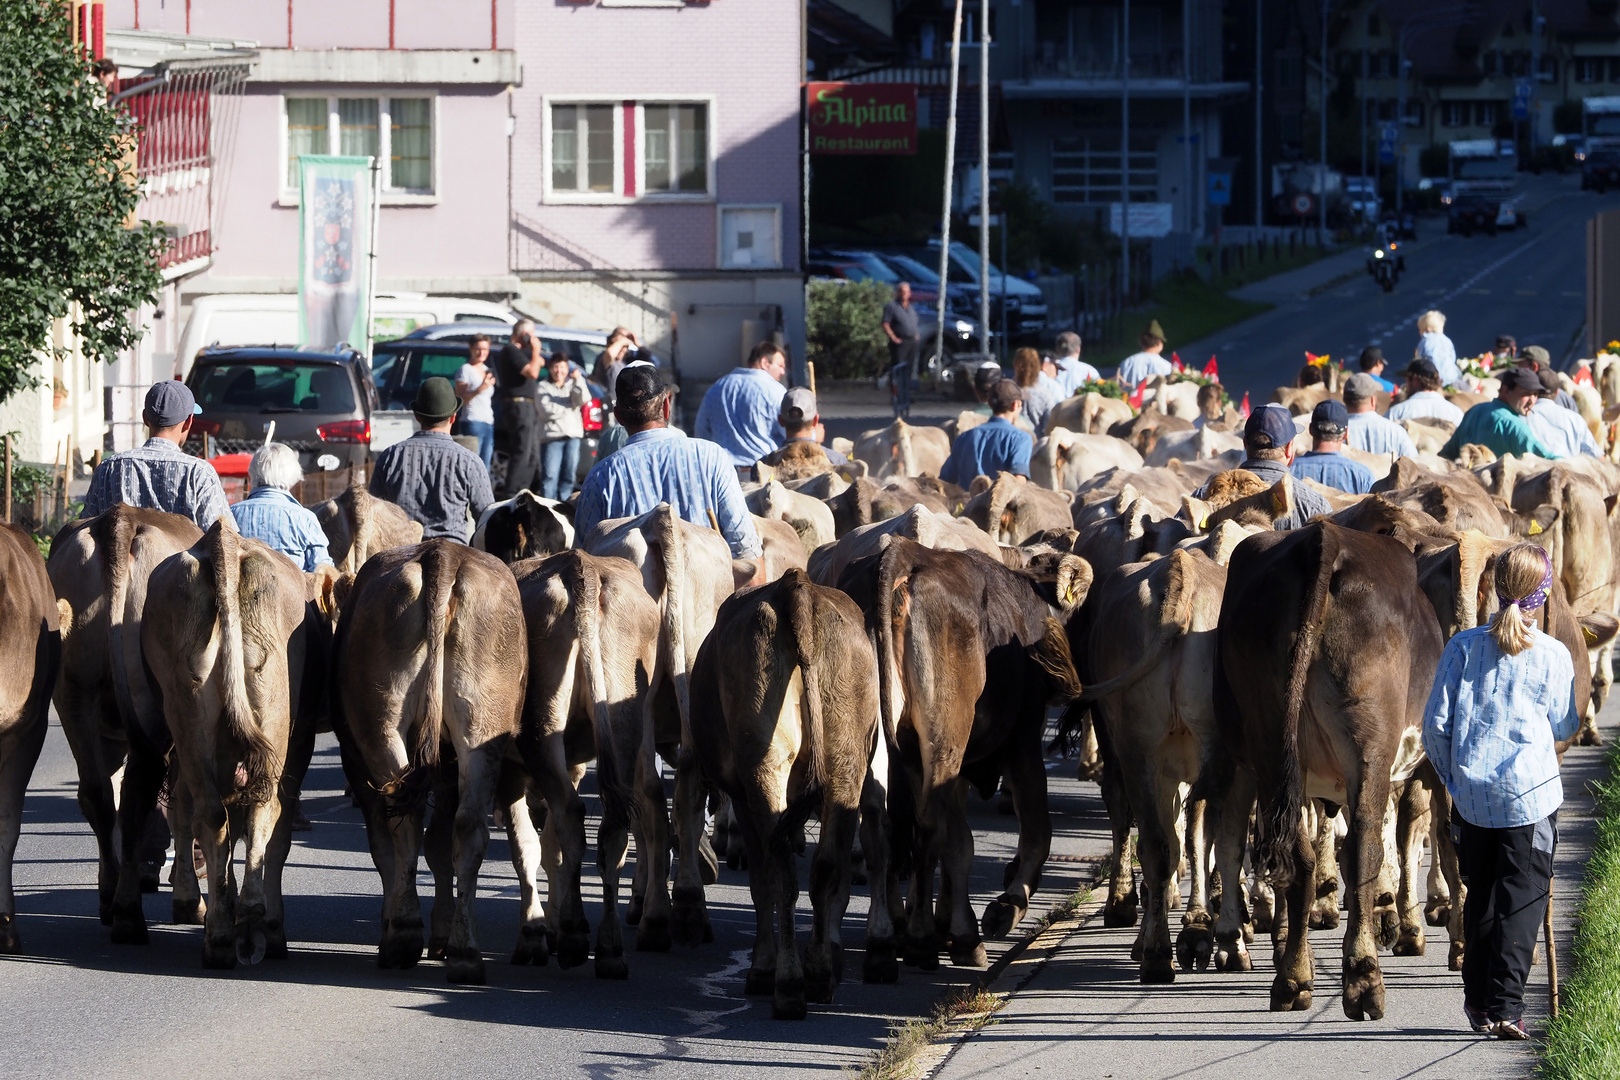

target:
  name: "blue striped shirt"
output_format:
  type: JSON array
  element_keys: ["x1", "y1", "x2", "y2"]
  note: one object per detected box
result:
[
  {"x1": 83, "y1": 437, "x2": 230, "y2": 529},
  {"x1": 693, "y1": 367, "x2": 786, "y2": 468},
  {"x1": 230, "y1": 486, "x2": 333, "y2": 571},
  {"x1": 1422, "y1": 625, "x2": 1579, "y2": 829},
  {"x1": 1346, "y1": 411, "x2": 1419, "y2": 458},
  {"x1": 573, "y1": 427, "x2": 762, "y2": 558}
]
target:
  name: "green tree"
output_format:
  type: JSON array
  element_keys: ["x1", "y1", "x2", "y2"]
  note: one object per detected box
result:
[
  {"x1": 807, "y1": 279, "x2": 891, "y2": 380},
  {"x1": 0, "y1": 0, "x2": 164, "y2": 403}
]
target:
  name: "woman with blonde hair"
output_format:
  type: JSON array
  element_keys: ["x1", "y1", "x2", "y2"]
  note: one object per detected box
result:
[
  {"x1": 1422, "y1": 542, "x2": 1578, "y2": 1040},
  {"x1": 1414, "y1": 308, "x2": 1462, "y2": 388}
]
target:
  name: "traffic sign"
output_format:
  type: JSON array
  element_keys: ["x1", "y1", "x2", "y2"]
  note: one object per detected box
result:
[
  {"x1": 1291, "y1": 192, "x2": 1314, "y2": 217},
  {"x1": 1207, "y1": 172, "x2": 1232, "y2": 206},
  {"x1": 1378, "y1": 125, "x2": 1398, "y2": 165},
  {"x1": 1513, "y1": 78, "x2": 1533, "y2": 120}
]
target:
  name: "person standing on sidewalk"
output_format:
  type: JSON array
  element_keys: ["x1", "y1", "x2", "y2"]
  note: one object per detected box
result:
[
  {"x1": 881, "y1": 282, "x2": 921, "y2": 418},
  {"x1": 453, "y1": 334, "x2": 497, "y2": 470},
  {"x1": 496, "y1": 320, "x2": 545, "y2": 495},
  {"x1": 1422, "y1": 542, "x2": 1578, "y2": 1041},
  {"x1": 535, "y1": 351, "x2": 589, "y2": 500}
]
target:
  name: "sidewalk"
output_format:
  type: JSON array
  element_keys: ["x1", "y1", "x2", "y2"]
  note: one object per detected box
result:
[
  {"x1": 1227, "y1": 243, "x2": 1397, "y2": 306},
  {"x1": 932, "y1": 712, "x2": 1615, "y2": 1080}
]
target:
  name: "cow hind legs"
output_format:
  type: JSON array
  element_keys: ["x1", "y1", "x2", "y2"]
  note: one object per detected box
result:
[{"x1": 1176, "y1": 911, "x2": 1215, "y2": 973}]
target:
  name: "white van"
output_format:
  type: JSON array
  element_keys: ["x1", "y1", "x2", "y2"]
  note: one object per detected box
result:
[{"x1": 174, "y1": 292, "x2": 515, "y2": 377}]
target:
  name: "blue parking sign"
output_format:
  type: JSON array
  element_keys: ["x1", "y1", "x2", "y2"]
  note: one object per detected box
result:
[
  {"x1": 1207, "y1": 172, "x2": 1232, "y2": 206},
  {"x1": 1513, "y1": 79, "x2": 1532, "y2": 120},
  {"x1": 1378, "y1": 125, "x2": 1397, "y2": 165}
]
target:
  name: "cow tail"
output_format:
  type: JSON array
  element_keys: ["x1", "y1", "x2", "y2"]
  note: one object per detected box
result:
[
  {"x1": 569, "y1": 553, "x2": 632, "y2": 821},
  {"x1": 94, "y1": 507, "x2": 137, "y2": 722},
  {"x1": 348, "y1": 483, "x2": 375, "y2": 574},
  {"x1": 412, "y1": 543, "x2": 456, "y2": 770},
  {"x1": 874, "y1": 542, "x2": 904, "y2": 748},
  {"x1": 653, "y1": 504, "x2": 691, "y2": 748},
  {"x1": 1262, "y1": 528, "x2": 1335, "y2": 888},
  {"x1": 784, "y1": 568, "x2": 826, "y2": 791},
  {"x1": 896, "y1": 420, "x2": 916, "y2": 477},
  {"x1": 210, "y1": 522, "x2": 278, "y2": 803},
  {"x1": 1077, "y1": 549, "x2": 1197, "y2": 703},
  {"x1": 987, "y1": 473, "x2": 1018, "y2": 543}
]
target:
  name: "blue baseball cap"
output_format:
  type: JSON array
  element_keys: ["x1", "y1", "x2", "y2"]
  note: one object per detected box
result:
[
  {"x1": 144, "y1": 379, "x2": 202, "y2": 427},
  {"x1": 1309, "y1": 398, "x2": 1349, "y2": 436},
  {"x1": 1244, "y1": 403, "x2": 1296, "y2": 450}
]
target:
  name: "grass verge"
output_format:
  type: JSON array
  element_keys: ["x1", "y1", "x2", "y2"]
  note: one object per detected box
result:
[
  {"x1": 849, "y1": 986, "x2": 1003, "y2": 1080},
  {"x1": 1086, "y1": 272, "x2": 1273, "y2": 370},
  {"x1": 1538, "y1": 741, "x2": 1620, "y2": 1079}
]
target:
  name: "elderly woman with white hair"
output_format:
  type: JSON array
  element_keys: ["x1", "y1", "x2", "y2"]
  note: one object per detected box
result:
[
  {"x1": 230, "y1": 443, "x2": 334, "y2": 571},
  {"x1": 1415, "y1": 309, "x2": 1462, "y2": 388}
]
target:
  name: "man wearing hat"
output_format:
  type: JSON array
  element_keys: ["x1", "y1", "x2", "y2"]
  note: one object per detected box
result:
[
  {"x1": 758, "y1": 387, "x2": 849, "y2": 469},
  {"x1": 1116, "y1": 320, "x2": 1172, "y2": 387},
  {"x1": 939, "y1": 379, "x2": 1034, "y2": 488},
  {"x1": 1358, "y1": 346, "x2": 1397, "y2": 394},
  {"x1": 1387, "y1": 358, "x2": 1464, "y2": 425},
  {"x1": 575, "y1": 364, "x2": 764, "y2": 584},
  {"x1": 368, "y1": 376, "x2": 495, "y2": 540},
  {"x1": 1344, "y1": 372, "x2": 1418, "y2": 459},
  {"x1": 694, "y1": 340, "x2": 789, "y2": 473},
  {"x1": 1440, "y1": 367, "x2": 1556, "y2": 460},
  {"x1": 1525, "y1": 367, "x2": 1598, "y2": 458},
  {"x1": 1192, "y1": 404, "x2": 1334, "y2": 529},
  {"x1": 1290, "y1": 400, "x2": 1376, "y2": 494},
  {"x1": 1515, "y1": 345, "x2": 1579, "y2": 412},
  {"x1": 83, "y1": 380, "x2": 230, "y2": 529}
]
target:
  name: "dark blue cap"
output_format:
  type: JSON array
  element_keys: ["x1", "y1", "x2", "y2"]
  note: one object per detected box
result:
[
  {"x1": 144, "y1": 379, "x2": 202, "y2": 427},
  {"x1": 1244, "y1": 403, "x2": 1297, "y2": 450},
  {"x1": 1310, "y1": 398, "x2": 1349, "y2": 435}
]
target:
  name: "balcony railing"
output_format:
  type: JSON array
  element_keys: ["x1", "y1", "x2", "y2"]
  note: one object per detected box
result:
[{"x1": 1022, "y1": 50, "x2": 1186, "y2": 81}]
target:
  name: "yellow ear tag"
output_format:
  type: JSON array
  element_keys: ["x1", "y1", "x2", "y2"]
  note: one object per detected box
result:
[
  {"x1": 1197, "y1": 513, "x2": 1210, "y2": 531},
  {"x1": 1528, "y1": 520, "x2": 1544, "y2": 536}
]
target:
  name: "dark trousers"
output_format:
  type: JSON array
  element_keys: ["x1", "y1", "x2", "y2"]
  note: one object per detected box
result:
[
  {"x1": 1455, "y1": 808, "x2": 1556, "y2": 1024},
  {"x1": 503, "y1": 399, "x2": 543, "y2": 497},
  {"x1": 889, "y1": 337, "x2": 919, "y2": 416}
]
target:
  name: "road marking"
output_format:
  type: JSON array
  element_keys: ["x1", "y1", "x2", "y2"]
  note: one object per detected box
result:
[
  {"x1": 1516, "y1": 289, "x2": 1538, "y2": 296},
  {"x1": 1396, "y1": 235, "x2": 1541, "y2": 329}
]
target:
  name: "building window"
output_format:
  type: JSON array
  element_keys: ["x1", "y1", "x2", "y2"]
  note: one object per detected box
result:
[
  {"x1": 545, "y1": 98, "x2": 714, "y2": 202},
  {"x1": 282, "y1": 95, "x2": 434, "y2": 198},
  {"x1": 1477, "y1": 101, "x2": 1499, "y2": 127},
  {"x1": 1577, "y1": 57, "x2": 1603, "y2": 84},
  {"x1": 1050, "y1": 135, "x2": 1156, "y2": 205},
  {"x1": 1441, "y1": 101, "x2": 1469, "y2": 128},
  {"x1": 1367, "y1": 12, "x2": 1381, "y2": 36},
  {"x1": 1482, "y1": 51, "x2": 1499, "y2": 77}
]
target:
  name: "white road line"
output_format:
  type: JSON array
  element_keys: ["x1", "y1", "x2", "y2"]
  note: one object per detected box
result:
[{"x1": 1397, "y1": 235, "x2": 1540, "y2": 329}]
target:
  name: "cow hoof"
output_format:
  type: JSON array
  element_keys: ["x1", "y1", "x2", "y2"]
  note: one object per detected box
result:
[
  {"x1": 1342, "y1": 959, "x2": 1385, "y2": 1021},
  {"x1": 235, "y1": 924, "x2": 268, "y2": 966},
  {"x1": 378, "y1": 920, "x2": 424, "y2": 970},
  {"x1": 745, "y1": 968, "x2": 775, "y2": 996},
  {"x1": 108, "y1": 904, "x2": 148, "y2": 945},
  {"x1": 172, "y1": 898, "x2": 206, "y2": 926},
  {"x1": 511, "y1": 925, "x2": 551, "y2": 967},
  {"x1": 772, "y1": 985, "x2": 808, "y2": 1021},
  {"x1": 950, "y1": 938, "x2": 988, "y2": 968},
  {"x1": 1448, "y1": 940, "x2": 1466, "y2": 971},
  {"x1": 1576, "y1": 724, "x2": 1603, "y2": 747},
  {"x1": 1393, "y1": 927, "x2": 1425, "y2": 957},
  {"x1": 625, "y1": 896, "x2": 644, "y2": 927},
  {"x1": 1241, "y1": 922, "x2": 1255, "y2": 945},
  {"x1": 980, "y1": 898, "x2": 1024, "y2": 940},
  {"x1": 670, "y1": 887, "x2": 709, "y2": 947},
  {"x1": 1269, "y1": 977, "x2": 1313, "y2": 1012},
  {"x1": 445, "y1": 947, "x2": 486, "y2": 985},
  {"x1": 1308, "y1": 905, "x2": 1340, "y2": 931},
  {"x1": 261, "y1": 922, "x2": 288, "y2": 960},
  {"x1": 557, "y1": 930, "x2": 591, "y2": 970},
  {"x1": 1213, "y1": 937, "x2": 1251, "y2": 973},
  {"x1": 903, "y1": 937, "x2": 940, "y2": 971},
  {"x1": 635, "y1": 915, "x2": 672, "y2": 953},
  {"x1": 1424, "y1": 901, "x2": 1450, "y2": 928},
  {"x1": 804, "y1": 945, "x2": 841, "y2": 1003},
  {"x1": 426, "y1": 936, "x2": 448, "y2": 962},
  {"x1": 1140, "y1": 948, "x2": 1176, "y2": 984},
  {"x1": 1103, "y1": 897, "x2": 1138, "y2": 929},
  {"x1": 697, "y1": 835, "x2": 720, "y2": 887},
  {"x1": 1176, "y1": 921, "x2": 1214, "y2": 972},
  {"x1": 202, "y1": 935, "x2": 237, "y2": 970},
  {"x1": 138, "y1": 862, "x2": 162, "y2": 894},
  {"x1": 1375, "y1": 910, "x2": 1400, "y2": 951},
  {"x1": 863, "y1": 939, "x2": 900, "y2": 984},
  {"x1": 594, "y1": 949, "x2": 630, "y2": 980},
  {"x1": 0, "y1": 914, "x2": 20, "y2": 954}
]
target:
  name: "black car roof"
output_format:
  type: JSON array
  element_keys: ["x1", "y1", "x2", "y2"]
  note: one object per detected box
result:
[{"x1": 193, "y1": 345, "x2": 360, "y2": 365}]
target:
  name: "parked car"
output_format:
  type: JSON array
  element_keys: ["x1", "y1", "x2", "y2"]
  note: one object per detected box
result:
[
  {"x1": 1447, "y1": 193, "x2": 1503, "y2": 236},
  {"x1": 1583, "y1": 147, "x2": 1620, "y2": 191},
  {"x1": 907, "y1": 240, "x2": 1048, "y2": 338},
  {"x1": 184, "y1": 345, "x2": 376, "y2": 473},
  {"x1": 808, "y1": 248, "x2": 941, "y2": 308}
]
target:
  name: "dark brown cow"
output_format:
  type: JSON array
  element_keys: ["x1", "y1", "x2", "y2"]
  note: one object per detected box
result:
[
  {"x1": 314, "y1": 482, "x2": 424, "y2": 573},
  {"x1": 839, "y1": 539, "x2": 1089, "y2": 968},
  {"x1": 0, "y1": 524, "x2": 62, "y2": 953},
  {"x1": 333, "y1": 540, "x2": 527, "y2": 983},
  {"x1": 825, "y1": 476, "x2": 957, "y2": 538},
  {"x1": 690, "y1": 569, "x2": 893, "y2": 1018},
  {"x1": 48, "y1": 506, "x2": 201, "y2": 940},
  {"x1": 1213, "y1": 522, "x2": 1444, "y2": 1019}
]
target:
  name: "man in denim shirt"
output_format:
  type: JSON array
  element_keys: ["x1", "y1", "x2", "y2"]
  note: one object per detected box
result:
[
  {"x1": 83, "y1": 381, "x2": 229, "y2": 529},
  {"x1": 693, "y1": 340, "x2": 788, "y2": 471},
  {"x1": 230, "y1": 444, "x2": 333, "y2": 571},
  {"x1": 939, "y1": 379, "x2": 1033, "y2": 487},
  {"x1": 1290, "y1": 399, "x2": 1375, "y2": 494}
]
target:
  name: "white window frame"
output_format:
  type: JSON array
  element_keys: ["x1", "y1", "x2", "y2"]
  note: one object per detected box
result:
[
  {"x1": 716, "y1": 204, "x2": 782, "y2": 270},
  {"x1": 278, "y1": 93, "x2": 438, "y2": 207},
  {"x1": 542, "y1": 94, "x2": 717, "y2": 205}
]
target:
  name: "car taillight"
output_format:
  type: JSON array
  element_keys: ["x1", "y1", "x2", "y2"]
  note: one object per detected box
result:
[
  {"x1": 317, "y1": 419, "x2": 371, "y2": 444},
  {"x1": 582, "y1": 397, "x2": 604, "y2": 434},
  {"x1": 191, "y1": 418, "x2": 221, "y2": 435}
]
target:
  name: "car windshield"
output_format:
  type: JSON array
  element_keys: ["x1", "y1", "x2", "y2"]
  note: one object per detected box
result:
[
  {"x1": 193, "y1": 361, "x2": 355, "y2": 413},
  {"x1": 882, "y1": 253, "x2": 942, "y2": 286},
  {"x1": 387, "y1": 348, "x2": 475, "y2": 410}
]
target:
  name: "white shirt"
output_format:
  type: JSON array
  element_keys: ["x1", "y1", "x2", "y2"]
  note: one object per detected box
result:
[
  {"x1": 1050, "y1": 355, "x2": 1101, "y2": 396},
  {"x1": 1346, "y1": 410, "x2": 1418, "y2": 458},
  {"x1": 1526, "y1": 398, "x2": 1597, "y2": 458},
  {"x1": 1386, "y1": 391, "x2": 1464, "y2": 426},
  {"x1": 456, "y1": 363, "x2": 495, "y2": 424},
  {"x1": 1117, "y1": 351, "x2": 1172, "y2": 387}
]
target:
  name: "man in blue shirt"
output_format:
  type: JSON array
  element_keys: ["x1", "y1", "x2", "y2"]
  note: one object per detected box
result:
[
  {"x1": 939, "y1": 379, "x2": 1033, "y2": 487},
  {"x1": 230, "y1": 443, "x2": 334, "y2": 571},
  {"x1": 83, "y1": 381, "x2": 230, "y2": 529},
  {"x1": 1049, "y1": 331, "x2": 1101, "y2": 395},
  {"x1": 1440, "y1": 367, "x2": 1557, "y2": 460},
  {"x1": 693, "y1": 340, "x2": 788, "y2": 472},
  {"x1": 1116, "y1": 320, "x2": 1172, "y2": 387},
  {"x1": 1344, "y1": 372, "x2": 1418, "y2": 458},
  {"x1": 1290, "y1": 399, "x2": 1376, "y2": 494},
  {"x1": 1357, "y1": 346, "x2": 1397, "y2": 394},
  {"x1": 575, "y1": 364, "x2": 764, "y2": 584}
]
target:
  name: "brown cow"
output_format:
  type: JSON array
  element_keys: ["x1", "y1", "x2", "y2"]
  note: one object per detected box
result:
[
  {"x1": 0, "y1": 524, "x2": 62, "y2": 953},
  {"x1": 853, "y1": 418, "x2": 952, "y2": 479},
  {"x1": 1371, "y1": 457, "x2": 1508, "y2": 536},
  {"x1": 49, "y1": 506, "x2": 201, "y2": 941},
  {"x1": 690, "y1": 569, "x2": 893, "y2": 1018},
  {"x1": 957, "y1": 473, "x2": 1076, "y2": 545},
  {"x1": 1047, "y1": 391, "x2": 1134, "y2": 436},
  {"x1": 314, "y1": 482, "x2": 424, "y2": 574},
  {"x1": 1214, "y1": 522, "x2": 1444, "y2": 1019},
  {"x1": 333, "y1": 540, "x2": 527, "y2": 983},
  {"x1": 839, "y1": 539, "x2": 1089, "y2": 967},
  {"x1": 824, "y1": 476, "x2": 951, "y2": 539},
  {"x1": 808, "y1": 503, "x2": 1003, "y2": 588},
  {"x1": 141, "y1": 522, "x2": 324, "y2": 968}
]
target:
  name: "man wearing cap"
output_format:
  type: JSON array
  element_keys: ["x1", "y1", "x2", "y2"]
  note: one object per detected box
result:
[
  {"x1": 1493, "y1": 334, "x2": 1517, "y2": 366},
  {"x1": 1344, "y1": 372, "x2": 1418, "y2": 459},
  {"x1": 758, "y1": 387, "x2": 850, "y2": 469},
  {"x1": 1193, "y1": 404, "x2": 1334, "y2": 529},
  {"x1": 576, "y1": 364, "x2": 764, "y2": 583},
  {"x1": 1358, "y1": 346, "x2": 1397, "y2": 394},
  {"x1": 1116, "y1": 321, "x2": 1172, "y2": 387},
  {"x1": 1049, "y1": 331, "x2": 1101, "y2": 396},
  {"x1": 1516, "y1": 345, "x2": 1579, "y2": 412},
  {"x1": 939, "y1": 379, "x2": 1033, "y2": 488},
  {"x1": 369, "y1": 377, "x2": 495, "y2": 540},
  {"x1": 1291, "y1": 400, "x2": 1376, "y2": 494},
  {"x1": 83, "y1": 381, "x2": 230, "y2": 529},
  {"x1": 1440, "y1": 367, "x2": 1557, "y2": 460},
  {"x1": 1526, "y1": 367, "x2": 1599, "y2": 458},
  {"x1": 1387, "y1": 358, "x2": 1465, "y2": 425},
  {"x1": 694, "y1": 340, "x2": 788, "y2": 473}
]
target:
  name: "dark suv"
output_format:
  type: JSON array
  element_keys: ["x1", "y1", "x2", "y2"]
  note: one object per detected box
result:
[{"x1": 185, "y1": 345, "x2": 376, "y2": 471}]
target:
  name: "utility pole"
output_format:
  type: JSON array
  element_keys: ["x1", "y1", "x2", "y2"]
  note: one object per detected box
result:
[
  {"x1": 1361, "y1": 44, "x2": 1368, "y2": 226},
  {"x1": 934, "y1": 0, "x2": 965, "y2": 372},
  {"x1": 979, "y1": 0, "x2": 991, "y2": 356},
  {"x1": 1255, "y1": 0, "x2": 1264, "y2": 229},
  {"x1": 1183, "y1": 0, "x2": 1193, "y2": 236},
  {"x1": 1320, "y1": 0, "x2": 1331, "y2": 240},
  {"x1": 1122, "y1": 0, "x2": 1132, "y2": 298},
  {"x1": 1530, "y1": 0, "x2": 1542, "y2": 151}
]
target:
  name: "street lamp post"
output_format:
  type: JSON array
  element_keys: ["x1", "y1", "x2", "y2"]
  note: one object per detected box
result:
[
  {"x1": 1320, "y1": 0, "x2": 1331, "y2": 239},
  {"x1": 1122, "y1": 0, "x2": 1132, "y2": 300}
]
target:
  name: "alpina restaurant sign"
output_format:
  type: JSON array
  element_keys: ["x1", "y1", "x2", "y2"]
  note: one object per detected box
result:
[{"x1": 806, "y1": 82, "x2": 918, "y2": 155}]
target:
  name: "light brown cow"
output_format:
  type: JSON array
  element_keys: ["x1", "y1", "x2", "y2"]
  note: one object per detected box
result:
[
  {"x1": 853, "y1": 418, "x2": 952, "y2": 478},
  {"x1": 0, "y1": 524, "x2": 62, "y2": 954},
  {"x1": 314, "y1": 482, "x2": 424, "y2": 573},
  {"x1": 1047, "y1": 391, "x2": 1136, "y2": 436},
  {"x1": 691, "y1": 569, "x2": 893, "y2": 1018},
  {"x1": 141, "y1": 522, "x2": 322, "y2": 968},
  {"x1": 49, "y1": 505, "x2": 202, "y2": 941},
  {"x1": 334, "y1": 540, "x2": 527, "y2": 983},
  {"x1": 957, "y1": 473, "x2": 1076, "y2": 544},
  {"x1": 808, "y1": 503, "x2": 1003, "y2": 588},
  {"x1": 1373, "y1": 458, "x2": 1509, "y2": 537},
  {"x1": 824, "y1": 476, "x2": 955, "y2": 538},
  {"x1": 747, "y1": 479, "x2": 836, "y2": 558},
  {"x1": 755, "y1": 515, "x2": 811, "y2": 580},
  {"x1": 1141, "y1": 425, "x2": 1244, "y2": 468},
  {"x1": 1031, "y1": 429, "x2": 1145, "y2": 491}
]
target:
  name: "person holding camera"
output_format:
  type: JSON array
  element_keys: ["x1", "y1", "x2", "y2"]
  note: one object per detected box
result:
[
  {"x1": 535, "y1": 351, "x2": 590, "y2": 500},
  {"x1": 496, "y1": 319, "x2": 545, "y2": 495}
]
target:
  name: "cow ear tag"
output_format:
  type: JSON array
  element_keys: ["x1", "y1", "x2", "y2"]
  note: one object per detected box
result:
[{"x1": 1528, "y1": 519, "x2": 1544, "y2": 536}]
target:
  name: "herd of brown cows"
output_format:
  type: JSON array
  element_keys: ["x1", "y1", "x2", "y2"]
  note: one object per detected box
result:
[{"x1": 1, "y1": 394, "x2": 1617, "y2": 1023}]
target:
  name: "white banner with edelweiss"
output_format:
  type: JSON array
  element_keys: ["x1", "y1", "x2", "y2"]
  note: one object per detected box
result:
[{"x1": 297, "y1": 154, "x2": 379, "y2": 352}]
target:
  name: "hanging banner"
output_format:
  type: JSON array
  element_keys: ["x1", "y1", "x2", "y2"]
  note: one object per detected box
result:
[
  {"x1": 298, "y1": 155, "x2": 375, "y2": 350},
  {"x1": 806, "y1": 82, "x2": 918, "y2": 155}
]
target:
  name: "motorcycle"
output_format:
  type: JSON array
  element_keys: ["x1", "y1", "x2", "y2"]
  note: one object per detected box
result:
[{"x1": 1366, "y1": 231, "x2": 1405, "y2": 293}]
